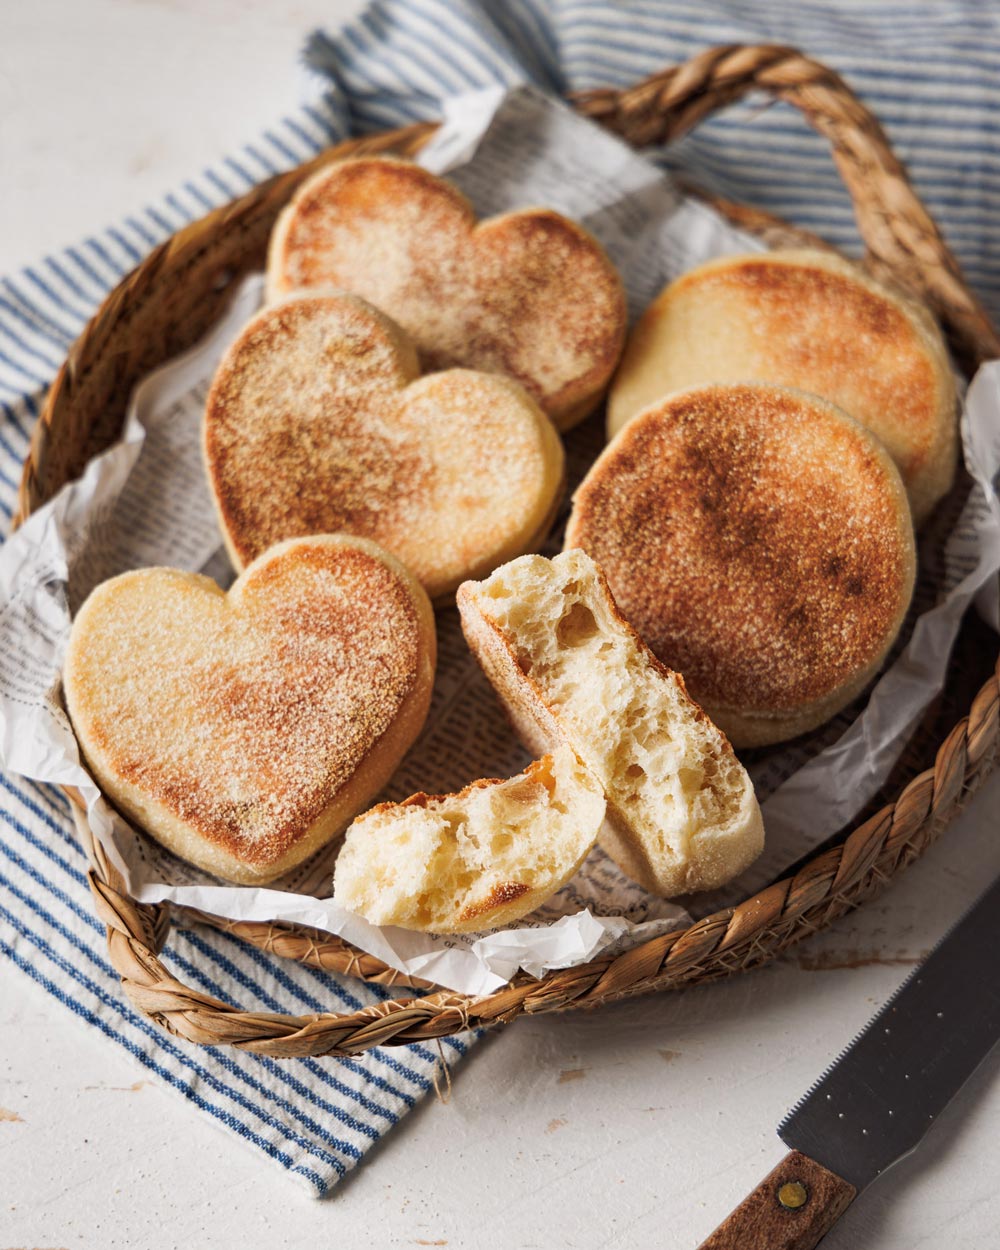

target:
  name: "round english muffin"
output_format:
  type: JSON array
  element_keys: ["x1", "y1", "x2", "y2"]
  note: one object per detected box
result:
[
  {"x1": 607, "y1": 249, "x2": 957, "y2": 526},
  {"x1": 567, "y1": 383, "x2": 917, "y2": 748}
]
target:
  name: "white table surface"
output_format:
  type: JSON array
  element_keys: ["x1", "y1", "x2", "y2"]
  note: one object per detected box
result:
[{"x1": 3, "y1": 4, "x2": 1000, "y2": 1247}]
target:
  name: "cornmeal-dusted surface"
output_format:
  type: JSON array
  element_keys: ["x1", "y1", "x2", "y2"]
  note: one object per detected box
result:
[
  {"x1": 63, "y1": 535, "x2": 436, "y2": 883},
  {"x1": 607, "y1": 250, "x2": 957, "y2": 525},
  {"x1": 458, "y1": 550, "x2": 763, "y2": 897},
  {"x1": 204, "y1": 291, "x2": 565, "y2": 601},
  {"x1": 266, "y1": 157, "x2": 627, "y2": 430},
  {"x1": 335, "y1": 747, "x2": 606, "y2": 933},
  {"x1": 569, "y1": 384, "x2": 917, "y2": 747}
]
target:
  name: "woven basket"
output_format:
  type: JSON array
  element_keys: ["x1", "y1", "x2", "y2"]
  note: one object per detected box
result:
[{"x1": 18, "y1": 44, "x2": 1000, "y2": 1059}]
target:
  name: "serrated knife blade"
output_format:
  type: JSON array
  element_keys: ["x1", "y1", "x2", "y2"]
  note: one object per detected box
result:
[{"x1": 696, "y1": 871, "x2": 1000, "y2": 1249}]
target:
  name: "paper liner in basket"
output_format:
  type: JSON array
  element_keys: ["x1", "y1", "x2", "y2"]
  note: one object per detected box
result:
[{"x1": 1, "y1": 87, "x2": 998, "y2": 997}]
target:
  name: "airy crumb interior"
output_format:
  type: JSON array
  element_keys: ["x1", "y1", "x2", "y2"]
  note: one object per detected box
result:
[
  {"x1": 334, "y1": 745, "x2": 604, "y2": 932},
  {"x1": 476, "y1": 550, "x2": 753, "y2": 883}
]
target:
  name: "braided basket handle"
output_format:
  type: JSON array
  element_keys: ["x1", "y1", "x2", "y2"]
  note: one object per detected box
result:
[{"x1": 574, "y1": 43, "x2": 1000, "y2": 372}]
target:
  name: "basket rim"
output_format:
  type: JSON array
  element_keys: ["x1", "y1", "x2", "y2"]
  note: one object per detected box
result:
[{"x1": 16, "y1": 42, "x2": 1000, "y2": 1057}]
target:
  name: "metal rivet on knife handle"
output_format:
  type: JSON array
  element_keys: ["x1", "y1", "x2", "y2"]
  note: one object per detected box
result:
[
  {"x1": 696, "y1": 1151, "x2": 855, "y2": 1250},
  {"x1": 777, "y1": 1181, "x2": 808, "y2": 1209}
]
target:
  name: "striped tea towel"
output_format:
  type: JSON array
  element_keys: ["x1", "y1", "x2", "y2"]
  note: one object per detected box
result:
[
  {"x1": 0, "y1": 78, "x2": 474, "y2": 1205},
  {"x1": 304, "y1": 0, "x2": 1000, "y2": 327},
  {"x1": 2, "y1": 0, "x2": 998, "y2": 1198}
]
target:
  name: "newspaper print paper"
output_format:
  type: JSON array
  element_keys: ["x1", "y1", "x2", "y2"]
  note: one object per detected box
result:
[{"x1": 1, "y1": 86, "x2": 998, "y2": 994}]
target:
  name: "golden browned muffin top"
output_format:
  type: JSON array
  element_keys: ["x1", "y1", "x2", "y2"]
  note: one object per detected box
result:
[{"x1": 568, "y1": 383, "x2": 916, "y2": 716}]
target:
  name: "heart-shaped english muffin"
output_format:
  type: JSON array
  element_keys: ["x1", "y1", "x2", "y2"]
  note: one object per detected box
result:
[
  {"x1": 266, "y1": 157, "x2": 627, "y2": 430},
  {"x1": 63, "y1": 535, "x2": 436, "y2": 884},
  {"x1": 204, "y1": 291, "x2": 565, "y2": 600}
]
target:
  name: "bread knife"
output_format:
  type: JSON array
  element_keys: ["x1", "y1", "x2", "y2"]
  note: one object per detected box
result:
[{"x1": 696, "y1": 870, "x2": 1000, "y2": 1248}]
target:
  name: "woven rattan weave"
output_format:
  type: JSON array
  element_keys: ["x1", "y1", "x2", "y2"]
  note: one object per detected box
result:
[{"x1": 18, "y1": 45, "x2": 1000, "y2": 1058}]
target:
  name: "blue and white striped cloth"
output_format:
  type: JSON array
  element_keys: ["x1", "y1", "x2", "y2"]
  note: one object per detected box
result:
[
  {"x1": 3, "y1": 0, "x2": 998, "y2": 1197},
  {"x1": 304, "y1": 0, "x2": 1000, "y2": 324},
  {"x1": 0, "y1": 57, "x2": 467, "y2": 1205}
]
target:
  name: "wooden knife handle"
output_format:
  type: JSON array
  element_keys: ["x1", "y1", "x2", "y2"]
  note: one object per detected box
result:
[{"x1": 696, "y1": 1150, "x2": 856, "y2": 1250}]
